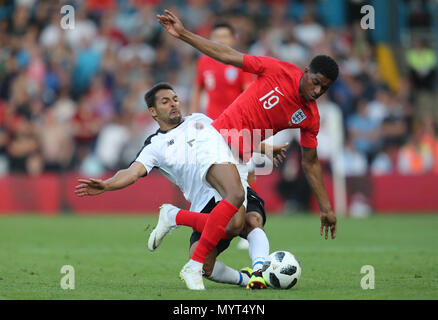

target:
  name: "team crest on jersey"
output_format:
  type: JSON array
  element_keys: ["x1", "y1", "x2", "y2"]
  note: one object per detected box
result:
[
  {"x1": 225, "y1": 67, "x2": 238, "y2": 83},
  {"x1": 291, "y1": 109, "x2": 307, "y2": 125},
  {"x1": 167, "y1": 139, "x2": 174, "y2": 146},
  {"x1": 194, "y1": 122, "x2": 204, "y2": 130}
]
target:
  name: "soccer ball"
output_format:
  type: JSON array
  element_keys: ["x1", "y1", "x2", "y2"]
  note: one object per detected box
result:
[{"x1": 262, "y1": 251, "x2": 301, "y2": 289}]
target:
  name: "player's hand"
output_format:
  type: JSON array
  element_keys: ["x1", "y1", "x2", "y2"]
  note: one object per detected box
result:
[
  {"x1": 74, "y1": 178, "x2": 106, "y2": 197},
  {"x1": 320, "y1": 211, "x2": 337, "y2": 239},
  {"x1": 264, "y1": 143, "x2": 288, "y2": 168},
  {"x1": 156, "y1": 9, "x2": 185, "y2": 38}
]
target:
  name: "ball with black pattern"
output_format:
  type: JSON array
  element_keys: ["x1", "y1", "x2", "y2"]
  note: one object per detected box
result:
[{"x1": 261, "y1": 251, "x2": 301, "y2": 289}]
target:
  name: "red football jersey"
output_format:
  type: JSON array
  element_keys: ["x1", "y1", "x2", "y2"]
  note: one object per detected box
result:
[
  {"x1": 195, "y1": 55, "x2": 254, "y2": 120},
  {"x1": 212, "y1": 54, "x2": 320, "y2": 161}
]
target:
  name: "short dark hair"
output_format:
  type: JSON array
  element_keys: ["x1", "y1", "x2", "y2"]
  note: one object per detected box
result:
[
  {"x1": 309, "y1": 55, "x2": 339, "y2": 82},
  {"x1": 211, "y1": 22, "x2": 235, "y2": 36},
  {"x1": 144, "y1": 82, "x2": 174, "y2": 108}
]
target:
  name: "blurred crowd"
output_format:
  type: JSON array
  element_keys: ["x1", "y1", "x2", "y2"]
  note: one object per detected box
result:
[{"x1": 0, "y1": 0, "x2": 437, "y2": 179}]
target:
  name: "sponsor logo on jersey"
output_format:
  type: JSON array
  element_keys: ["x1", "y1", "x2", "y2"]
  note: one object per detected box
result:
[
  {"x1": 167, "y1": 139, "x2": 174, "y2": 146},
  {"x1": 291, "y1": 109, "x2": 307, "y2": 125},
  {"x1": 187, "y1": 139, "x2": 195, "y2": 147},
  {"x1": 225, "y1": 67, "x2": 238, "y2": 83}
]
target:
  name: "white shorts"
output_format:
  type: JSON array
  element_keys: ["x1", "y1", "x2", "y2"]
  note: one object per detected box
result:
[{"x1": 194, "y1": 124, "x2": 249, "y2": 209}]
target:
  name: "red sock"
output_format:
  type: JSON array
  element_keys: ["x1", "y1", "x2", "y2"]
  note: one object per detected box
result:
[
  {"x1": 175, "y1": 210, "x2": 209, "y2": 233},
  {"x1": 191, "y1": 199, "x2": 238, "y2": 263}
]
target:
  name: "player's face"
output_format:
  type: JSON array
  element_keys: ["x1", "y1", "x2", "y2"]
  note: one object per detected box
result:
[
  {"x1": 210, "y1": 27, "x2": 235, "y2": 47},
  {"x1": 152, "y1": 89, "x2": 182, "y2": 125},
  {"x1": 299, "y1": 68, "x2": 333, "y2": 102}
]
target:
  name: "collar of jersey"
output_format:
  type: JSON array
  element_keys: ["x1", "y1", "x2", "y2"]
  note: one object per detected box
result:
[{"x1": 157, "y1": 119, "x2": 185, "y2": 134}]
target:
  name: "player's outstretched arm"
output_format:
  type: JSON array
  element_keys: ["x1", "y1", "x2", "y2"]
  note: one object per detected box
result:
[
  {"x1": 75, "y1": 162, "x2": 147, "y2": 197},
  {"x1": 301, "y1": 146, "x2": 337, "y2": 239},
  {"x1": 157, "y1": 9, "x2": 244, "y2": 68}
]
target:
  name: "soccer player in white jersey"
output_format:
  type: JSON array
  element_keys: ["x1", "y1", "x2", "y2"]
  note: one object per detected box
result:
[{"x1": 75, "y1": 82, "x2": 281, "y2": 290}]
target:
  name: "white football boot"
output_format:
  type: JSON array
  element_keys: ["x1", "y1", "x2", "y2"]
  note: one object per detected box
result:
[
  {"x1": 147, "y1": 204, "x2": 178, "y2": 251},
  {"x1": 179, "y1": 261, "x2": 205, "y2": 290}
]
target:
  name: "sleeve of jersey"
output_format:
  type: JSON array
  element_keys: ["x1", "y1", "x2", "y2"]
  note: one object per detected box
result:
[
  {"x1": 134, "y1": 144, "x2": 159, "y2": 176},
  {"x1": 299, "y1": 127, "x2": 319, "y2": 149},
  {"x1": 242, "y1": 54, "x2": 282, "y2": 76}
]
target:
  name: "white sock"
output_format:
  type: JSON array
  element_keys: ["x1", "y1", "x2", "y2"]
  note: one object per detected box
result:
[
  {"x1": 247, "y1": 228, "x2": 269, "y2": 272},
  {"x1": 206, "y1": 261, "x2": 249, "y2": 287},
  {"x1": 186, "y1": 259, "x2": 203, "y2": 272}
]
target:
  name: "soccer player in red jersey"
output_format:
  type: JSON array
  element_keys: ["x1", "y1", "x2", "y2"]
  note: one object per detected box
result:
[
  {"x1": 191, "y1": 22, "x2": 254, "y2": 120},
  {"x1": 157, "y1": 9, "x2": 338, "y2": 288}
]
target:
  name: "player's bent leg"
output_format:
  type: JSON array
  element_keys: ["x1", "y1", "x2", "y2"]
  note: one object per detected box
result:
[{"x1": 190, "y1": 163, "x2": 244, "y2": 264}]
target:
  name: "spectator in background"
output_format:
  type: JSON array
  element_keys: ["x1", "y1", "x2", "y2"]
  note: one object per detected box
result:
[
  {"x1": 342, "y1": 135, "x2": 368, "y2": 177},
  {"x1": 328, "y1": 73, "x2": 356, "y2": 125},
  {"x1": 244, "y1": 0, "x2": 269, "y2": 32},
  {"x1": 397, "y1": 125, "x2": 433, "y2": 175},
  {"x1": 347, "y1": 99, "x2": 381, "y2": 163},
  {"x1": 72, "y1": 38, "x2": 102, "y2": 97},
  {"x1": 274, "y1": 24, "x2": 308, "y2": 69},
  {"x1": 406, "y1": 39, "x2": 436, "y2": 92},
  {"x1": 95, "y1": 111, "x2": 131, "y2": 171},
  {"x1": 51, "y1": 86, "x2": 76, "y2": 124},
  {"x1": 118, "y1": 34, "x2": 155, "y2": 66},
  {"x1": 416, "y1": 114, "x2": 438, "y2": 174},
  {"x1": 293, "y1": 11, "x2": 325, "y2": 48},
  {"x1": 6, "y1": 115, "x2": 43, "y2": 175},
  {"x1": 7, "y1": 3, "x2": 30, "y2": 41},
  {"x1": 405, "y1": 0, "x2": 431, "y2": 28},
  {"x1": 379, "y1": 94, "x2": 409, "y2": 150},
  {"x1": 366, "y1": 88, "x2": 391, "y2": 126},
  {"x1": 405, "y1": 39, "x2": 438, "y2": 124},
  {"x1": 39, "y1": 11, "x2": 63, "y2": 49},
  {"x1": 71, "y1": 97, "x2": 102, "y2": 167},
  {"x1": 86, "y1": 74, "x2": 115, "y2": 123},
  {"x1": 370, "y1": 144, "x2": 398, "y2": 175},
  {"x1": 37, "y1": 107, "x2": 74, "y2": 172},
  {"x1": 0, "y1": 55, "x2": 20, "y2": 102},
  {"x1": 64, "y1": 6, "x2": 98, "y2": 51}
]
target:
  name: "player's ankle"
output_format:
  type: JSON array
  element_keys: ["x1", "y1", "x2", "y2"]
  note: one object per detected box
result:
[{"x1": 186, "y1": 259, "x2": 203, "y2": 272}]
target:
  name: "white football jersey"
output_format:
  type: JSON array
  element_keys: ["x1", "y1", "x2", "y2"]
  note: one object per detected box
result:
[{"x1": 135, "y1": 113, "x2": 234, "y2": 212}]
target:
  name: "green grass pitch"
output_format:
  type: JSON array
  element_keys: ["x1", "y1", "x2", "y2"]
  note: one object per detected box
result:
[{"x1": 0, "y1": 214, "x2": 437, "y2": 300}]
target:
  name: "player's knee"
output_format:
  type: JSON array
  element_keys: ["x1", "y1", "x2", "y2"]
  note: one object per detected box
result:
[
  {"x1": 242, "y1": 212, "x2": 263, "y2": 238},
  {"x1": 246, "y1": 213, "x2": 263, "y2": 229},
  {"x1": 225, "y1": 216, "x2": 245, "y2": 238},
  {"x1": 225, "y1": 184, "x2": 245, "y2": 208}
]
